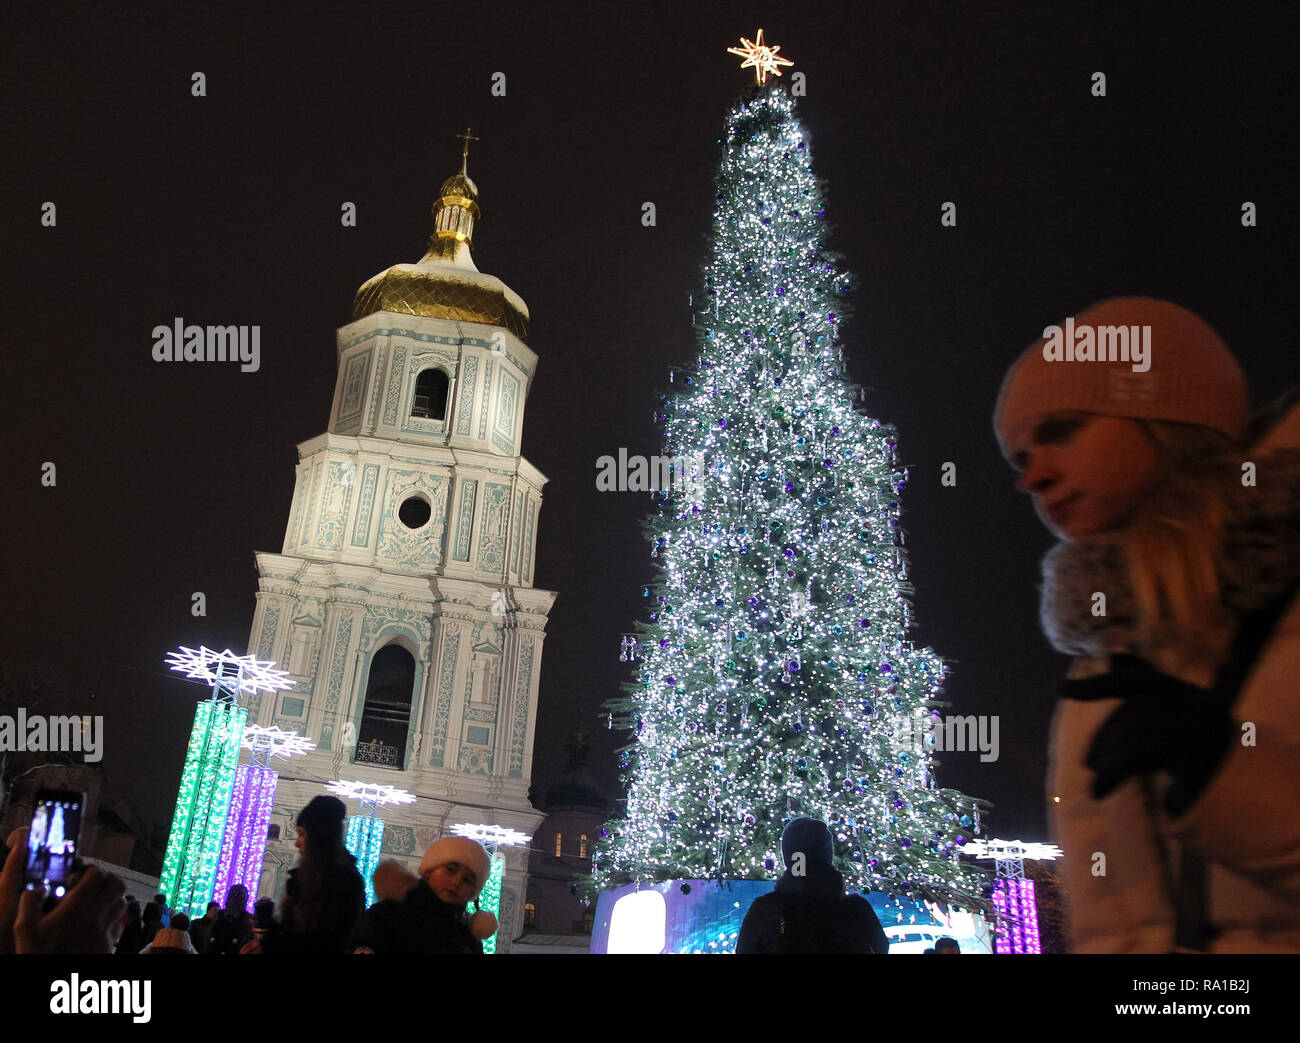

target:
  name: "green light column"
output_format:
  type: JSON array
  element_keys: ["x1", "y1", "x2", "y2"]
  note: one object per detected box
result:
[
  {"x1": 478, "y1": 855, "x2": 505, "y2": 954},
  {"x1": 159, "y1": 700, "x2": 248, "y2": 916}
]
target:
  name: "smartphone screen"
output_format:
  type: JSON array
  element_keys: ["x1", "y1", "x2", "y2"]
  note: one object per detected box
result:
[{"x1": 25, "y1": 791, "x2": 83, "y2": 897}]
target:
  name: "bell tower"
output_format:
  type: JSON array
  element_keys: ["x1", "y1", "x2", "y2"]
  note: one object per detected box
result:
[{"x1": 245, "y1": 134, "x2": 553, "y2": 948}]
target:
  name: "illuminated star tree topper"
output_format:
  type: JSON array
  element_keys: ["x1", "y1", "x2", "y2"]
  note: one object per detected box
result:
[{"x1": 727, "y1": 28, "x2": 794, "y2": 84}]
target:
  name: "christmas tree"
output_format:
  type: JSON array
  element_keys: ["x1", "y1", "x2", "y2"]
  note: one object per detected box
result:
[{"x1": 589, "y1": 56, "x2": 989, "y2": 911}]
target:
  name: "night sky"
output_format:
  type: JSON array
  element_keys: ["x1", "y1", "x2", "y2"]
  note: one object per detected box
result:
[{"x1": 2, "y1": 3, "x2": 1294, "y2": 854}]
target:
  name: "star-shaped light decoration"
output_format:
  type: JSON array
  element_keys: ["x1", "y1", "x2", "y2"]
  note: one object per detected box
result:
[
  {"x1": 963, "y1": 839, "x2": 1063, "y2": 862},
  {"x1": 450, "y1": 823, "x2": 533, "y2": 848},
  {"x1": 727, "y1": 28, "x2": 794, "y2": 84},
  {"x1": 325, "y1": 779, "x2": 417, "y2": 807},
  {"x1": 241, "y1": 725, "x2": 316, "y2": 759},
  {"x1": 165, "y1": 646, "x2": 295, "y2": 695}
]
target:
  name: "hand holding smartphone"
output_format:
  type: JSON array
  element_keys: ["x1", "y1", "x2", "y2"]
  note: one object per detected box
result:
[{"x1": 24, "y1": 789, "x2": 84, "y2": 899}]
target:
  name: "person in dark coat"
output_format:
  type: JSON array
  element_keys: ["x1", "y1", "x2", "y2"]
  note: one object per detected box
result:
[
  {"x1": 139, "y1": 901, "x2": 163, "y2": 949},
  {"x1": 737, "y1": 817, "x2": 889, "y2": 954},
  {"x1": 188, "y1": 901, "x2": 219, "y2": 954},
  {"x1": 249, "y1": 795, "x2": 364, "y2": 955},
  {"x1": 351, "y1": 837, "x2": 497, "y2": 955},
  {"x1": 210, "y1": 885, "x2": 254, "y2": 955},
  {"x1": 115, "y1": 897, "x2": 144, "y2": 955}
]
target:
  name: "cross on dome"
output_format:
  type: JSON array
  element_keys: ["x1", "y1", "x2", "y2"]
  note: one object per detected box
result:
[{"x1": 456, "y1": 126, "x2": 479, "y2": 175}]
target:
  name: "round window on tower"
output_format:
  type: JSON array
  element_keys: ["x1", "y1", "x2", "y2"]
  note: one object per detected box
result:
[{"x1": 398, "y1": 495, "x2": 432, "y2": 530}]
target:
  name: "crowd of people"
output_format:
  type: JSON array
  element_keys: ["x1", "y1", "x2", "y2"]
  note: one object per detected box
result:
[
  {"x1": 0, "y1": 795, "x2": 499, "y2": 956},
  {"x1": 0, "y1": 803, "x2": 948, "y2": 955}
]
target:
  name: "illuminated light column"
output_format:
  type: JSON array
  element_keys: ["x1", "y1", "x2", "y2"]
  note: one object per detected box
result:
[
  {"x1": 326, "y1": 780, "x2": 416, "y2": 908},
  {"x1": 160, "y1": 647, "x2": 294, "y2": 917},
  {"x1": 213, "y1": 727, "x2": 316, "y2": 910},
  {"x1": 345, "y1": 815, "x2": 386, "y2": 906},
  {"x1": 964, "y1": 839, "x2": 1061, "y2": 955},
  {"x1": 450, "y1": 823, "x2": 532, "y2": 954}
]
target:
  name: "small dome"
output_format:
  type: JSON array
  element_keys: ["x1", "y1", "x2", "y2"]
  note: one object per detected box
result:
[
  {"x1": 543, "y1": 728, "x2": 609, "y2": 812},
  {"x1": 439, "y1": 172, "x2": 479, "y2": 203}
]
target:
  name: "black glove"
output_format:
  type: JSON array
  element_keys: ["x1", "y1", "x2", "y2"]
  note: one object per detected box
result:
[{"x1": 1059, "y1": 654, "x2": 1235, "y2": 810}]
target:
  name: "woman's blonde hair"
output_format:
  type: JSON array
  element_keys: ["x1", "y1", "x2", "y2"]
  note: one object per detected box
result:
[{"x1": 1123, "y1": 420, "x2": 1243, "y2": 671}]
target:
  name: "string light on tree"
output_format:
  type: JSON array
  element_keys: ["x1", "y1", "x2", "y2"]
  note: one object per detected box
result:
[
  {"x1": 450, "y1": 823, "x2": 533, "y2": 954},
  {"x1": 159, "y1": 648, "x2": 294, "y2": 917},
  {"x1": 619, "y1": 634, "x2": 640, "y2": 662},
  {"x1": 587, "y1": 72, "x2": 990, "y2": 914}
]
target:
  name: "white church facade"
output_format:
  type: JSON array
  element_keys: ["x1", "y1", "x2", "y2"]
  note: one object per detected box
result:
[{"x1": 242, "y1": 143, "x2": 554, "y2": 949}]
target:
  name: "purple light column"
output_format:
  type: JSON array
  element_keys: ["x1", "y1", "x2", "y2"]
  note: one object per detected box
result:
[
  {"x1": 993, "y1": 878, "x2": 1042, "y2": 954},
  {"x1": 212, "y1": 765, "x2": 278, "y2": 910}
]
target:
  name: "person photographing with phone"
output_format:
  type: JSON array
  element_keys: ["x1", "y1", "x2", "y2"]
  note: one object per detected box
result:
[{"x1": 0, "y1": 827, "x2": 128, "y2": 954}]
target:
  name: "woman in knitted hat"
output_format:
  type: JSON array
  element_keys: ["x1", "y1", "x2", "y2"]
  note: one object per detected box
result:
[
  {"x1": 350, "y1": 836, "x2": 497, "y2": 954},
  {"x1": 995, "y1": 297, "x2": 1300, "y2": 952},
  {"x1": 141, "y1": 924, "x2": 196, "y2": 954},
  {"x1": 246, "y1": 795, "x2": 365, "y2": 954}
]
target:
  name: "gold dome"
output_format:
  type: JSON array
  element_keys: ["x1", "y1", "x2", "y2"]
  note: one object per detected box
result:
[
  {"x1": 352, "y1": 263, "x2": 529, "y2": 338},
  {"x1": 439, "y1": 171, "x2": 479, "y2": 204}
]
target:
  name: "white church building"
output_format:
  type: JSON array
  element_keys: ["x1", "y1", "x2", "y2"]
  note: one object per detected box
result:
[{"x1": 242, "y1": 141, "x2": 554, "y2": 949}]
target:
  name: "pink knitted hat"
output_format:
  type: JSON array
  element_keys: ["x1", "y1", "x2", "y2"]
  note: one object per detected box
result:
[{"x1": 994, "y1": 297, "x2": 1248, "y2": 463}]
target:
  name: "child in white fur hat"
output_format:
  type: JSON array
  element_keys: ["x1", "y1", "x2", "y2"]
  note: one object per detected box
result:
[{"x1": 350, "y1": 836, "x2": 497, "y2": 954}]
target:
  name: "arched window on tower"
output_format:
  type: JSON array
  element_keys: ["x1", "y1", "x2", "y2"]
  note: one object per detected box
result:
[
  {"x1": 411, "y1": 368, "x2": 450, "y2": 421},
  {"x1": 355, "y1": 644, "x2": 416, "y2": 769}
]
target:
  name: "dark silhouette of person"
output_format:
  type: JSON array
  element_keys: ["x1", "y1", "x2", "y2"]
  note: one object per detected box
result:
[{"x1": 737, "y1": 817, "x2": 889, "y2": 954}]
